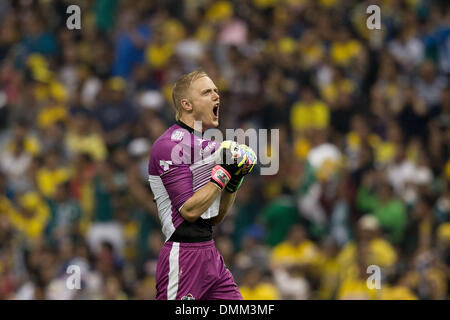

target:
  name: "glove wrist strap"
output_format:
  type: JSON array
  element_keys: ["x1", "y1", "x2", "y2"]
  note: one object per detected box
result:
[{"x1": 211, "y1": 165, "x2": 231, "y2": 190}]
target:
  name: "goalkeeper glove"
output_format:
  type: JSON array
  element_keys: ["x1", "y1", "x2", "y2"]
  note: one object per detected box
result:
[
  {"x1": 210, "y1": 141, "x2": 251, "y2": 190},
  {"x1": 225, "y1": 144, "x2": 257, "y2": 193}
]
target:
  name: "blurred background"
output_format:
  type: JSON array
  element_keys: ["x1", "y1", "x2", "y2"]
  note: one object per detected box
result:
[{"x1": 0, "y1": 0, "x2": 449, "y2": 300}]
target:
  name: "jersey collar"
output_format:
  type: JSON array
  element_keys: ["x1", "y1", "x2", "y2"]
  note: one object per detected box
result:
[{"x1": 176, "y1": 120, "x2": 203, "y2": 137}]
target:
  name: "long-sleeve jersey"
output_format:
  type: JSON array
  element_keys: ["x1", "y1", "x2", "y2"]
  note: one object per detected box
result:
[{"x1": 148, "y1": 121, "x2": 221, "y2": 242}]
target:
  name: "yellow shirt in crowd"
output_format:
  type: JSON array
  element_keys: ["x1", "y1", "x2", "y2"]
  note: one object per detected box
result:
[
  {"x1": 378, "y1": 285, "x2": 418, "y2": 300},
  {"x1": 66, "y1": 132, "x2": 107, "y2": 161},
  {"x1": 330, "y1": 40, "x2": 362, "y2": 67},
  {"x1": 206, "y1": 1, "x2": 233, "y2": 22},
  {"x1": 290, "y1": 100, "x2": 330, "y2": 131},
  {"x1": 146, "y1": 43, "x2": 174, "y2": 69},
  {"x1": 36, "y1": 167, "x2": 73, "y2": 198},
  {"x1": 299, "y1": 43, "x2": 325, "y2": 67},
  {"x1": 316, "y1": 255, "x2": 341, "y2": 299},
  {"x1": 272, "y1": 240, "x2": 321, "y2": 267},
  {"x1": 2, "y1": 192, "x2": 50, "y2": 242},
  {"x1": 239, "y1": 283, "x2": 280, "y2": 300},
  {"x1": 4, "y1": 136, "x2": 41, "y2": 156},
  {"x1": 37, "y1": 104, "x2": 67, "y2": 129},
  {"x1": 321, "y1": 79, "x2": 355, "y2": 103},
  {"x1": 337, "y1": 276, "x2": 377, "y2": 300},
  {"x1": 337, "y1": 238, "x2": 397, "y2": 271},
  {"x1": 0, "y1": 195, "x2": 16, "y2": 215}
]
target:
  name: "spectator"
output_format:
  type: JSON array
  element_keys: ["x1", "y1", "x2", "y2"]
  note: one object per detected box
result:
[
  {"x1": 238, "y1": 267, "x2": 280, "y2": 300},
  {"x1": 357, "y1": 173, "x2": 407, "y2": 244},
  {"x1": 414, "y1": 60, "x2": 448, "y2": 114}
]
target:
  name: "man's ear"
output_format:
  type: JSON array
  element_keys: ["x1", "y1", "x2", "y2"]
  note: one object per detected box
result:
[{"x1": 180, "y1": 98, "x2": 193, "y2": 112}]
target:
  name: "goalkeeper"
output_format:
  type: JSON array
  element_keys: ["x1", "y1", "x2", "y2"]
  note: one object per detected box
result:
[{"x1": 148, "y1": 70, "x2": 257, "y2": 300}]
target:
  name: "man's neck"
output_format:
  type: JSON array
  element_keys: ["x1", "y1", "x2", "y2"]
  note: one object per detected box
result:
[
  {"x1": 177, "y1": 119, "x2": 203, "y2": 136},
  {"x1": 179, "y1": 116, "x2": 195, "y2": 129}
]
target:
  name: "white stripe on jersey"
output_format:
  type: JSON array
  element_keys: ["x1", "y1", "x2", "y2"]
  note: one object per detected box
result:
[
  {"x1": 148, "y1": 175, "x2": 176, "y2": 241},
  {"x1": 189, "y1": 153, "x2": 221, "y2": 219},
  {"x1": 190, "y1": 153, "x2": 217, "y2": 190},
  {"x1": 192, "y1": 169, "x2": 214, "y2": 185},
  {"x1": 167, "y1": 242, "x2": 180, "y2": 300}
]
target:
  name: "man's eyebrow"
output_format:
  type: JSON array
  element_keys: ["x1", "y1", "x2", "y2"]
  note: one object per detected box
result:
[{"x1": 202, "y1": 88, "x2": 219, "y2": 93}]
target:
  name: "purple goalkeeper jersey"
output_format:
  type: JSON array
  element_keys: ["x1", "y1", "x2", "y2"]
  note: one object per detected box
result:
[{"x1": 148, "y1": 121, "x2": 221, "y2": 241}]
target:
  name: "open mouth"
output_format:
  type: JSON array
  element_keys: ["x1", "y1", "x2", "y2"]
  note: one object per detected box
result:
[{"x1": 213, "y1": 103, "x2": 219, "y2": 117}]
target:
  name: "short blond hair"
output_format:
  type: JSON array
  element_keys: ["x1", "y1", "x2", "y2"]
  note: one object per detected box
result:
[{"x1": 172, "y1": 70, "x2": 208, "y2": 121}]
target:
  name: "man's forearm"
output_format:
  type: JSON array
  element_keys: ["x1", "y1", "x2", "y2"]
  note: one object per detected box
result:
[
  {"x1": 210, "y1": 190, "x2": 237, "y2": 226},
  {"x1": 180, "y1": 182, "x2": 221, "y2": 222}
]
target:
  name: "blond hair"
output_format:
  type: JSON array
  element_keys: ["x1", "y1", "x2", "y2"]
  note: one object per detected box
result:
[{"x1": 171, "y1": 70, "x2": 208, "y2": 120}]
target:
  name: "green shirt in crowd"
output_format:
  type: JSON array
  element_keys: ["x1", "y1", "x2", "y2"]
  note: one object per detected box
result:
[
  {"x1": 260, "y1": 196, "x2": 300, "y2": 247},
  {"x1": 357, "y1": 187, "x2": 407, "y2": 244}
]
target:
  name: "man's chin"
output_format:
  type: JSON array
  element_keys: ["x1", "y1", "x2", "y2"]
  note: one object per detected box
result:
[{"x1": 204, "y1": 119, "x2": 219, "y2": 129}]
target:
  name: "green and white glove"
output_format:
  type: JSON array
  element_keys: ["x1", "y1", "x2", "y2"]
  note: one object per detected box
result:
[
  {"x1": 224, "y1": 144, "x2": 257, "y2": 193},
  {"x1": 211, "y1": 141, "x2": 248, "y2": 190}
]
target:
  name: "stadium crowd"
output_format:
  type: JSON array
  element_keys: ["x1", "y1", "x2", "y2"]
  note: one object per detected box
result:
[{"x1": 0, "y1": 0, "x2": 449, "y2": 300}]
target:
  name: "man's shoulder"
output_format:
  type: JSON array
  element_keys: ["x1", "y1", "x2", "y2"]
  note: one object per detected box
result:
[
  {"x1": 151, "y1": 124, "x2": 192, "y2": 157},
  {"x1": 148, "y1": 124, "x2": 193, "y2": 175}
]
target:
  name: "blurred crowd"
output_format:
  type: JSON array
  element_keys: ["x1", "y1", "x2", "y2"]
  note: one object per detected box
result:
[{"x1": 0, "y1": 0, "x2": 449, "y2": 300}]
